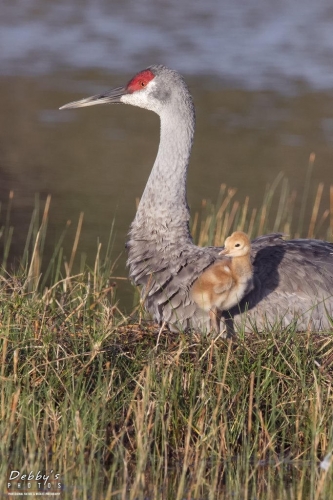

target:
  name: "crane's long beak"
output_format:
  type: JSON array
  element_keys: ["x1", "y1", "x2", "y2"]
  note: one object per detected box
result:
[{"x1": 59, "y1": 86, "x2": 127, "y2": 110}]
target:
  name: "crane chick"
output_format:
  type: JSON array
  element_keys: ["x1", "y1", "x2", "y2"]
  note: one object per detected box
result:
[{"x1": 191, "y1": 231, "x2": 253, "y2": 332}]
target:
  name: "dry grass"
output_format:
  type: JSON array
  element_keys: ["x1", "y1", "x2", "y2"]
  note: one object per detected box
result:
[
  {"x1": 192, "y1": 155, "x2": 333, "y2": 247},
  {"x1": 1, "y1": 163, "x2": 333, "y2": 498}
]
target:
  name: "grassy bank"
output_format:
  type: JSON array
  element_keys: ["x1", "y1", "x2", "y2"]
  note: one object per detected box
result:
[
  {"x1": 0, "y1": 282, "x2": 332, "y2": 499},
  {"x1": 1, "y1": 166, "x2": 333, "y2": 499}
]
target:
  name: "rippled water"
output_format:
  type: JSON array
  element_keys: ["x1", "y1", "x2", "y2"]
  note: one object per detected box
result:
[
  {"x1": 2, "y1": 0, "x2": 333, "y2": 90},
  {"x1": 1, "y1": 1, "x2": 333, "y2": 309}
]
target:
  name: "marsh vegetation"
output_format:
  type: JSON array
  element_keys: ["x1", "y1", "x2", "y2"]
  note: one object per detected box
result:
[{"x1": 1, "y1": 169, "x2": 333, "y2": 499}]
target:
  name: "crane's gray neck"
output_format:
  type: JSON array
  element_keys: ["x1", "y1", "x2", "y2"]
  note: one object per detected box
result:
[{"x1": 131, "y1": 97, "x2": 195, "y2": 243}]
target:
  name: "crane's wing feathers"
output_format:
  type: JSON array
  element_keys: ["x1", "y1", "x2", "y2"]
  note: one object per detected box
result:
[
  {"x1": 128, "y1": 233, "x2": 333, "y2": 332},
  {"x1": 230, "y1": 235, "x2": 333, "y2": 331}
]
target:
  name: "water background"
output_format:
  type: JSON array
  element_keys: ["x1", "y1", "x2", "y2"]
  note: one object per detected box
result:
[{"x1": 1, "y1": 0, "x2": 333, "y2": 309}]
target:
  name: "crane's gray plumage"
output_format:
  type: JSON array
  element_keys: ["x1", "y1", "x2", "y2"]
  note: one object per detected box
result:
[{"x1": 61, "y1": 65, "x2": 333, "y2": 333}]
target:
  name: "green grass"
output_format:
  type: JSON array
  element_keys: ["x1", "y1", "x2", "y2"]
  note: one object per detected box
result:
[{"x1": 1, "y1": 166, "x2": 333, "y2": 499}]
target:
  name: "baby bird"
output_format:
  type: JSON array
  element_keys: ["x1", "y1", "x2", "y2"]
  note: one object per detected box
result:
[{"x1": 191, "y1": 231, "x2": 253, "y2": 332}]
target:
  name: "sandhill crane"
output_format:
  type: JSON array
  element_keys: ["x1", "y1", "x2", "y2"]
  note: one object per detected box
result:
[
  {"x1": 60, "y1": 65, "x2": 333, "y2": 333},
  {"x1": 191, "y1": 231, "x2": 253, "y2": 332}
]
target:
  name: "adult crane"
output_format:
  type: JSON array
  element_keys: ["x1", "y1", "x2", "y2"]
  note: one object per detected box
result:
[{"x1": 60, "y1": 65, "x2": 333, "y2": 333}]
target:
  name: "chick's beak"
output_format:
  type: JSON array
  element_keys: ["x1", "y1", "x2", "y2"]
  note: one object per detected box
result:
[{"x1": 59, "y1": 86, "x2": 127, "y2": 110}]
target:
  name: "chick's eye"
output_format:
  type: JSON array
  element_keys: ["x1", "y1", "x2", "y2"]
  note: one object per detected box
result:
[{"x1": 235, "y1": 243, "x2": 240, "y2": 247}]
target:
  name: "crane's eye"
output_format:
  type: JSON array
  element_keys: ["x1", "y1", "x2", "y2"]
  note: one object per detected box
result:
[{"x1": 140, "y1": 81, "x2": 146, "y2": 87}]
